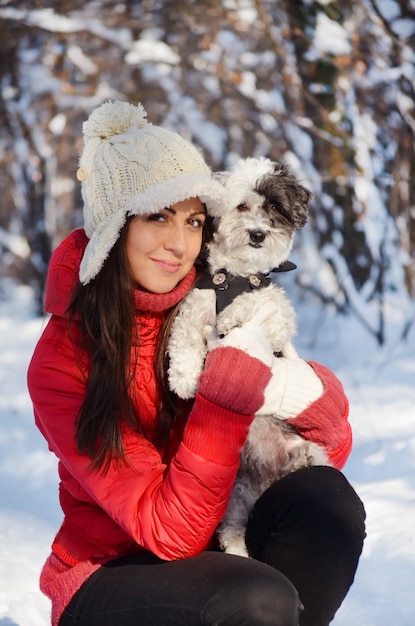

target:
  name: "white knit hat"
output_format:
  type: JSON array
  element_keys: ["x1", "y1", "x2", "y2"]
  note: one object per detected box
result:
[{"x1": 76, "y1": 100, "x2": 227, "y2": 284}]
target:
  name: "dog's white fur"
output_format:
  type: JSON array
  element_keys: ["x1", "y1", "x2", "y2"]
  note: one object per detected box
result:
[{"x1": 168, "y1": 157, "x2": 329, "y2": 557}]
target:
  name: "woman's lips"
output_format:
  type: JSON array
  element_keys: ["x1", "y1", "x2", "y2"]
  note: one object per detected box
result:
[{"x1": 151, "y1": 259, "x2": 181, "y2": 273}]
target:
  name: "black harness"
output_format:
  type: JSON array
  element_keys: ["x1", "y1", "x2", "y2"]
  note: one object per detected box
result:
[{"x1": 196, "y1": 261, "x2": 297, "y2": 315}]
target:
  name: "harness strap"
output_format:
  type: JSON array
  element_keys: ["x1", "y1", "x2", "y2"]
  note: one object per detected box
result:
[{"x1": 196, "y1": 261, "x2": 296, "y2": 315}]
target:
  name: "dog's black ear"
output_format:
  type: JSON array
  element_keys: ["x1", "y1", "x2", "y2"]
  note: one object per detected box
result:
[
  {"x1": 292, "y1": 184, "x2": 312, "y2": 229},
  {"x1": 276, "y1": 162, "x2": 312, "y2": 229}
]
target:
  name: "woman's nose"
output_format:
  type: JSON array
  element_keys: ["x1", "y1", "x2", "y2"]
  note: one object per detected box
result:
[{"x1": 165, "y1": 224, "x2": 187, "y2": 254}]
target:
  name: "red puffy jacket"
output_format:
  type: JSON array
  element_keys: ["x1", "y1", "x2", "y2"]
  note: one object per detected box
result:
[{"x1": 27, "y1": 229, "x2": 352, "y2": 625}]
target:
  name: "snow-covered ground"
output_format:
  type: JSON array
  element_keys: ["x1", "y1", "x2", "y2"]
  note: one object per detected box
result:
[{"x1": 1, "y1": 280, "x2": 414, "y2": 626}]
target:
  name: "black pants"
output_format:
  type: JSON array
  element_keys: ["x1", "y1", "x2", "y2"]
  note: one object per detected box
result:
[{"x1": 59, "y1": 467, "x2": 366, "y2": 626}]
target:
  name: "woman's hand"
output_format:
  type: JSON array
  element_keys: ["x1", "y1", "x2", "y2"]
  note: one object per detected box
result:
[{"x1": 260, "y1": 350, "x2": 324, "y2": 419}]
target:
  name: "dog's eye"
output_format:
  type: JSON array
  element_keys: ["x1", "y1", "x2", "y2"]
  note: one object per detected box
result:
[{"x1": 237, "y1": 203, "x2": 249, "y2": 212}]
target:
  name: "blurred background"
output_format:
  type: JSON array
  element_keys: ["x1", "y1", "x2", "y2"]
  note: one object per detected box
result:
[{"x1": 0, "y1": 0, "x2": 414, "y2": 342}]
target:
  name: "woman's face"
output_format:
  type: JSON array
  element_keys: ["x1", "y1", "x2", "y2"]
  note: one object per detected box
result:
[{"x1": 126, "y1": 197, "x2": 206, "y2": 294}]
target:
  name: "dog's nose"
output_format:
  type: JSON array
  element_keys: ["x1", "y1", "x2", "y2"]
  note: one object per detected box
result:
[{"x1": 249, "y1": 230, "x2": 266, "y2": 244}]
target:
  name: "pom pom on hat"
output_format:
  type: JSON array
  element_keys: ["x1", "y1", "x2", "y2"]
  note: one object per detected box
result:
[
  {"x1": 82, "y1": 101, "x2": 148, "y2": 139},
  {"x1": 77, "y1": 100, "x2": 227, "y2": 285}
]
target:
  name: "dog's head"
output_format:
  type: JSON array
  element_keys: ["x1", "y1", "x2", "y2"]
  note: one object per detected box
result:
[{"x1": 210, "y1": 157, "x2": 312, "y2": 275}]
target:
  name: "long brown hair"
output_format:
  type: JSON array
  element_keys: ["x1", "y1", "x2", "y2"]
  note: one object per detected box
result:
[{"x1": 68, "y1": 214, "x2": 213, "y2": 472}]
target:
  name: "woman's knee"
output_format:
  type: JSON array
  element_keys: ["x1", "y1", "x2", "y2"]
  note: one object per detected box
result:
[
  {"x1": 245, "y1": 467, "x2": 366, "y2": 626},
  {"x1": 202, "y1": 554, "x2": 302, "y2": 626},
  {"x1": 246, "y1": 466, "x2": 366, "y2": 559},
  {"x1": 280, "y1": 466, "x2": 366, "y2": 531},
  {"x1": 237, "y1": 574, "x2": 302, "y2": 626}
]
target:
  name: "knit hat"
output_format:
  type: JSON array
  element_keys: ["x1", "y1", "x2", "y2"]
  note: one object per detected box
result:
[{"x1": 76, "y1": 100, "x2": 227, "y2": 284}]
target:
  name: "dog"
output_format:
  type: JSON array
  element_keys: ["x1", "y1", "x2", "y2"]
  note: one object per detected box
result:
[{"x1": 167, "y1": 157, "x2": 329, "y2": 557}]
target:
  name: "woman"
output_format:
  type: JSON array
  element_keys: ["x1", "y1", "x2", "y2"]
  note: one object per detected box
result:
[{"x1": 28, "y1": 100, "x2": 365, "y2": 626}]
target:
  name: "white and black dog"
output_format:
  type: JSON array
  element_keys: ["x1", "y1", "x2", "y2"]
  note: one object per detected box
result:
[{"x1": 168, "y1": 157, "x2": 329, "y2": 557}]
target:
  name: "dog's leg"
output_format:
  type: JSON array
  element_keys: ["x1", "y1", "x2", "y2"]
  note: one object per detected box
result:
[
  {"x1": 217, "y1": 473, "x2": 260, "y2": 558},
  {"x1": 168, "y1": 289, "x2": 216, "y2": 399}
]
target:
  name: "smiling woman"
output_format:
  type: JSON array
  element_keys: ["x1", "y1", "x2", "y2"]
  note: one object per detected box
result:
[
  {"x1": 26, "y1": 100, "x2": 365, "y2": 626},
  {"x1": 126, "y1": 199, "x2": 206, "y2": 293}
]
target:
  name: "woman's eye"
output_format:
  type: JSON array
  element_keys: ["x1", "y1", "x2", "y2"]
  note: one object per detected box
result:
[
  {"x1": 148, "y1": 213, "x2": 167, "y2": 223},
  {"x1": 188, "y1": 217, "x2": 205, "y2": 228}
]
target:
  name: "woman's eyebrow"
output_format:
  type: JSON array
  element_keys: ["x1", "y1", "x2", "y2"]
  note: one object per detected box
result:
[{"x1": 164, "y1": 207, "x2": 206, "y2": 217}]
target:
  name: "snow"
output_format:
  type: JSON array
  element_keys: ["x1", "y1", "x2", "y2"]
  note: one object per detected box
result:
[
  {"x1": 125, "y1": 36, "x2": 180, "y2": 66},
  {"x1": 1, "y1": 0, "x2": 415, "y2": 623},
  {"x1": 307, "y1": 12, "x2": 351, "y2": 59},
  {"x1": 0, "y1": 7, "x2": 132, "y2": 47},
  {"x1": 1, "y1": 277, "x2": 415, "y2": 626}
]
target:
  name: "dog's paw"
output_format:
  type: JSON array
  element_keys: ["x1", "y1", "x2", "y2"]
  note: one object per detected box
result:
[
  {"x1": 224, "y1": 543, "x2": 250, "y2": 558},
  {"x1": 168, "y1": 360, "x2": 200, "y2": 399}
]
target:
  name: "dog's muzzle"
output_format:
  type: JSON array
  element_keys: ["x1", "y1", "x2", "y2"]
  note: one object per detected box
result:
[{"x1": 249, "y1": 230, "x2": 266, "y2": 247}]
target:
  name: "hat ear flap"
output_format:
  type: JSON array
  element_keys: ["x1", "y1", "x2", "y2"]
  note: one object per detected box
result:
[{"x1": 80, "y1": 209, "x2": 127, "y2": 284}]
